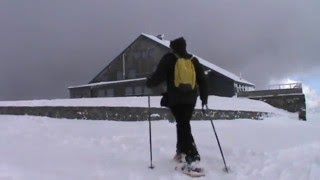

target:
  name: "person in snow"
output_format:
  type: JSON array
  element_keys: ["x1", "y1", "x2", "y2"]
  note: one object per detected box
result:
[{"x1": 146, "y1": 37, "x2": 208, "y2": 164}]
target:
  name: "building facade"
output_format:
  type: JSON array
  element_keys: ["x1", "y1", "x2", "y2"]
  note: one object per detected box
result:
[{"x1": 69, "y1": 33, "x2": 254, "y2": 98}]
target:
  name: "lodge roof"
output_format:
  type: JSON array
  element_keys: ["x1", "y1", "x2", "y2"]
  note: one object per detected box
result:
[
  {"x1": 69, "y1": 33, "x2": 254, "y2": 89},
  {"x1": 142, "y1": 33, "x2": 254, "y2": 86}
]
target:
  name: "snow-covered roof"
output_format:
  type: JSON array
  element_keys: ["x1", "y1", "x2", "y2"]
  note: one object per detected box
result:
[
  {"x1": 141, "y1": 33, "x2": 171, "y2": 47},
  {"x1": 141, "y1": 33, "x2": 254, "y2": 86},
  {"x1": 69, "y1": 78, "x2": 146, "y2": 89},
  {"x1": 195, "y1": 56, "x2": 254, "y2": 85}
]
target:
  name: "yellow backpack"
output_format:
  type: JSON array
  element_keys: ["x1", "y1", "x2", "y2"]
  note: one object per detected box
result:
[{"x1": 174, "y1": 56, "x2": 196, "y2": 91}]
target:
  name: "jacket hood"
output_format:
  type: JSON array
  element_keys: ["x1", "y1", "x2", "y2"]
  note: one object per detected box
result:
[{"x1": 170, "y1": 37, "x2": 188, "y2": 57}]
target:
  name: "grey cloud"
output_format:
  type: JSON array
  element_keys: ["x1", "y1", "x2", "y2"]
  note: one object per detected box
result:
[{"x1": 0, "y1": 0, "x2": 319, "y2": 100}]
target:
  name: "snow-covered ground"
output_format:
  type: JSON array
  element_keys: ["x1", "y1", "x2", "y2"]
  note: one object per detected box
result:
[
  {"x1": 0, "y1": 96, "x2": 289, "y2": 115},
  {"x1": 0, "y1": 97, "x2": 319, "y2": 180}
]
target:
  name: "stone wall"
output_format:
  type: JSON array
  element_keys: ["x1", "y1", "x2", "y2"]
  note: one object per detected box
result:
[
  {"x1": 249, "y1": 94, "x2": 306, "y2": 120},
  {"x1": 0, "y1": 106, "x2": 269, "y2": 121},
  {"x1": 238, "y1": 89, "x2": 306, "y2": 120}
]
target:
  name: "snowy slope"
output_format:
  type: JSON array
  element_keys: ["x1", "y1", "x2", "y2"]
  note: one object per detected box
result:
[
  {"x1": 0, "y1": 113, "x2": 319, "y2": 180},
  {"x1": 0, "y1": 97, "x2": 316, "y2": 179}
]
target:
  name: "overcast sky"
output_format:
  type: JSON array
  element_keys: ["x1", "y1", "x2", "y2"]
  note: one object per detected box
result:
[{"x1": 1, "y1": 0, "x2": 319, "y2": 103}]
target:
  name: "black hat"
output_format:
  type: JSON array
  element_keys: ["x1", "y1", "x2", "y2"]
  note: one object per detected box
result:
[
  {"x1": 170, "y1": 37, "x2": 186, "y2": 49},
  {"x1": 170, "y1": 37, "x2": 187, "y2": 55}
]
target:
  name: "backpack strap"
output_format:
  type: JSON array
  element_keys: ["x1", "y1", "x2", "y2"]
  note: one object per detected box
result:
[{"x1": 173, "y1": 53, "x2": 193, "y2": 60}]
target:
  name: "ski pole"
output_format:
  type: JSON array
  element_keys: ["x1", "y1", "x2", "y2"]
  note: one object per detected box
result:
[
  {"x1": 148, "y1": 95, "x2": 154, "y2": 169},
  {"x1": 204, "y1": 105, "x2": 229, "y2": 173}
]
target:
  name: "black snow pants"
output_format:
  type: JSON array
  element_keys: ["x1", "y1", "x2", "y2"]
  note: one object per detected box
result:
[{"x1": 170, "y1": 104, "x2": 200, "y2": 163}]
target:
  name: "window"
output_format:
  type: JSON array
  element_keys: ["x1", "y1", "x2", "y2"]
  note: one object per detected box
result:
[
  {"x1": 125, "y1": 87, "x2": 133, "y2": 96},
  {"x1": 148, "y1": 49, "x2": 155, "y2": 59},
  {"x1": 133, "y1": 49, "x2": 155, "y2": 60},
  {"x1": 128, "y1": 69, "x2": 136, "y2": 79},
  {"x1": 134, "y1": 86, "x2": 142, "y2": 95},
  {"x1": 101, "y1": 71, "x2": 109, "y2": 81},
  {"x1": 106, "y1": 89, "x2": 114, "y2": 97},
  {"x1": 133, "y1": 52, "x2": 140, "y2": 60},
  {"x1": 117, "y1": 71, "x2": 122, "y2": 80},
  {"x1": 233, "y1": 84, "x2": 237, "y2": 93},
  {"x1": 143, "y1": 86, "x2": 152, "y2": 95},
  {"x1": 97, "y1": 89, "x2": 105, "y2": 97}
]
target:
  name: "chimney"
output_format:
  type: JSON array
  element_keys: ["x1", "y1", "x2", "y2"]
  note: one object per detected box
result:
[{"x1": 156, "y1": 34, "x2": 164, "y2": 40}]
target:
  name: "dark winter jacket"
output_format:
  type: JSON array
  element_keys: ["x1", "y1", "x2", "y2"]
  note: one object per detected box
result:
[{"x1": 146, "y1": 37, "x2": 208, "y2": 107}]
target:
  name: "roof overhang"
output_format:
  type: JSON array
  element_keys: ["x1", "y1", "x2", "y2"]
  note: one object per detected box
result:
[{"x1": 69, "y1": 78, "x2": 146, "y2": 89}]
